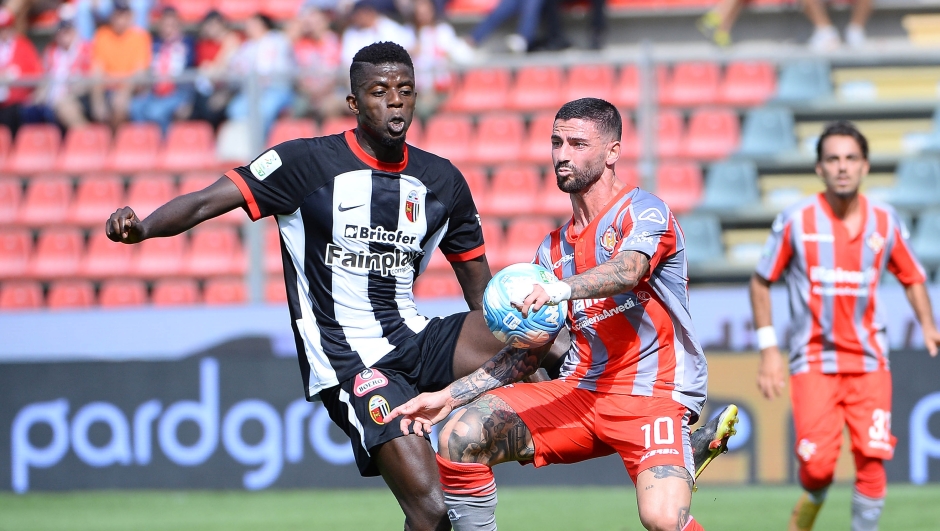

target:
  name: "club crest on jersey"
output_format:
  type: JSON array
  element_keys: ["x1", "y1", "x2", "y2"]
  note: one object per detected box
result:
[
  {"x1": 354, "y1": 368, "x2": 389, "y2": 397},
  {"x1": 867, "y1": 232, "x2": 885, "y2": 253},
  {"x1": 249, "y1": 150, "x2": 282, "y2": 181},
  {"x1": 369, "y1": 395, "x2": 392, "y2": 425},
  {"x1": 405, "y1": 190, "x2": 421, "y2": 223},
  {"x1": 600, "y1": 226, "x2": 617, "y2": 252}
]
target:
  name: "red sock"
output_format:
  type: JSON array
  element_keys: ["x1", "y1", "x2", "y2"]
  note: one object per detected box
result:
[
  {"x1": 682, "y1": 516, "x2": 705, "y2": 531},
  {"x1": 854, "y1": 453, "x2": 886, "y2": 499},
  {"x1": 436, "y1": 454, "x2": 496, "y2": 496}
]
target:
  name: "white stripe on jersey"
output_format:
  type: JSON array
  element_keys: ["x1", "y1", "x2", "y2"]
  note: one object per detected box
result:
[
  {"x1": 339, "y1": 389, "x2": 370, "y2": 456},
  {"x1": 397, "y1": 174, "x2": 435, "y2": 333}
]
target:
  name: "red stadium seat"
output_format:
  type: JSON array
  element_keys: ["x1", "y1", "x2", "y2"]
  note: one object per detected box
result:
[
  {"x1": 152, "y1": 278, "x2": 201, "y2": 306},
  {"x1": 0, "y1": 229, "x2": 32, "y2": 278},
  {"x1": 183, "y1": 226, "x2": 246, "y2": 276},
  {"x1": 534, "y1": 177, "x2": 571, "y2": 217},
  {"x1": 655, "y1": 162, "x2": 702, "y2": 213},
  {"x1": 479, "y1": 165, "x2": 541, "y2": 218},
  {"x1": 611, "y1": 65, "x2": 638, "y2": 108},
  {"x1": 508, "y1": 66, "x2": 564, "y2": 112},
  {"x1": 6, "y1": 124, "x2": 60, "y2": 175},
  {"x1": 265, "y1": 222, "x2": 282, "y2": 273},
  {"x1": 47, "y1": 280, "x2": 95, "y2": 309},
  {"x1": 164, "y1": 0, "x2": 212, "y2": 21},
  {"x1": 204, "y1": 276, "x2": 247, "y2": 305},
  {"x1": 0, "y1": 280, "x2": 43, "y2": 310},
  {"x1": 265, "y1": 276, "x2": 287, "y2": 303},
  {"x1": 66, "y1": 175, "x2": 124, "y2": 226},
  {"x1": 619, "y1": 112, "x2": 641, "y2": 160},
  {"x1": 160, "y1": 121, "x2": 216, "y2": 172},
  {"x1": 126, "y1": 173, "x2": 176, "y2": 219},
  {"x1": 79, "y1": 232, "x2": 134, "y2": 278},
  {"x1": 446, "y1": 0, "x2": 498, "y2": 15},
  {"x1": 215, "y1": 0, "x2": 260, "y2": 21},
  {"x1": 614, "y1": 163, "x2": 640, "y2": 190},
  {"x1": 563, "y1": 64, "x2": 615, "y2": 103},
  {"x1": 443, "y1": 68, "x2": 511, "y2": 113},
  {"x1": 656, "y1": 110, "x2": 684, "y2": 158},
  {"x1": 422, "y1": 114, "x2": 473, "y2": 164},
  {"x1": 719, "y1": 61, "x2": 777, "y2": 106},
  {"x1": 262, "y1": 0, "x2": 304, "y2": 19},
  {"x1": 99, "y1": 279, "x2": 147, "y2": 307},
  {"x1": 267, "y1": 118, "x2": 319, "y2": 147},
  {"x1": 405, "y1": 117, "x2": 424, "y2": 148},
  {"x1": 521, "y1": 112, "x2": 555, "y2": 165},
  {"x1": 106, "y1": 123, "x2": 161, "y2": 173},
  {"x1": 130, "y1": 235, "x2": 186, "y2": 277},
  {"x1": 179, "y1": 172, "x2": 242, "y2": 224},
  {"x1": 458, "y1": 166, "x2": 489, "y2": 199},
  {"x1": 481, "y1": 218, "x2": 504, "y2": 252},
  {"x1": 413, "y1": 271, "x2": 462, "y2": 299},
  {"x1": 55, "y1": 124, "x2": 111, "y2": 174},
  {"x1": 681, "y1": 108, "x2": 740, "y2": 160},
  {"x1": 0, "y1": 125, "x2": 11, "y2": 165},
  {"x1": 499, "y1": 217, "x2": 556, "y2": 267},
  {"x1": 423, "y1": 248, "x2": 450, "y2": 273},
  {"x1": 470, "y1": 113, "x2": 525, "y2": 165},
  {"x1": 17, "y1": 175, "x2": 72, "y2": 226},
  {"x1": 0, "y1": 179, "x2": 21, "y2": 225},
  {"x1": 321, "y1": 116, "x2": 357, "y2": 136},
  {"x1": 662, "y1": 62, "x2": 720, "y2": 107},
  {"x1": 30, "y1": 228, "x2": 84, "y2": 278}
]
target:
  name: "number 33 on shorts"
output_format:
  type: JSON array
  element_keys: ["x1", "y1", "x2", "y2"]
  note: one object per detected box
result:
[{"x1": 867, "y1": 408, "x2": 894, "y2": 453}]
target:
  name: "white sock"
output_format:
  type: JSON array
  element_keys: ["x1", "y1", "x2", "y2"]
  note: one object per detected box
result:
[
  {"x1": 444, "y1": 490, "x2": 498, "y2": 531},
  {"x1": 851, "y1": 489, "x2": 884, "y2": 531}
]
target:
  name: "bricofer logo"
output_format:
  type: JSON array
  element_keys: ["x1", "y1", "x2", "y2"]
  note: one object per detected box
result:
[
  {"x1": 324, "y1": 244, "x2": 422, "y2": 276},
  {"x1": 343, "y1": 225, "x2": 418, "y2": 245}
]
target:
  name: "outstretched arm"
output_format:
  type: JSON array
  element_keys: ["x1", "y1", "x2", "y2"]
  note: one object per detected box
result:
[
  {"x1": 106, "y1": 177, "x2": 245, "y2": 244},
  {"x1": 904, "y1": 282, "x2": 940, "y2": 357},
  {"x1": 450, "y1": 256, "x2": 492, "y2": 311}
]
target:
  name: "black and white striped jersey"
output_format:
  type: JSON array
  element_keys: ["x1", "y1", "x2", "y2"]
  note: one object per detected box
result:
[{"x1": 225, "y1": 130, "x2": 485, "y2": 399}]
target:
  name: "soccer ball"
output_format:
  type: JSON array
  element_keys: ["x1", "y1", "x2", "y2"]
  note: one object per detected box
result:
[{"x1": 482, "y1": 263, "x2": 568, "y2": 349}]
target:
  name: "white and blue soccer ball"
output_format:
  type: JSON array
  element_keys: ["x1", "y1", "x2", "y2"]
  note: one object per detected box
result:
[{"x1": 483, "y1": 263, "x2": 568, "y2": 349}]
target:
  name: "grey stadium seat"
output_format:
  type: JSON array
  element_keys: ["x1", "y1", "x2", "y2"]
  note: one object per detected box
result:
[
  {"x1": 774, "y1": 59, "x2": 833, "y2": 102},
  {"x1": 911, "y1": 208, "x2": 940, "y2": 268},
  {"x1": 678, "y1": 213, "x2": 725, "y2": 265},
  {"x1": 737, "y1": 107, "x2": 797, "y2": 157},
  {"x1": 699, "y1": 160, "x2": 761, "y2": 211},
  {"x1": 888, "y1": 157, "x2": 940, "y2": 210}
]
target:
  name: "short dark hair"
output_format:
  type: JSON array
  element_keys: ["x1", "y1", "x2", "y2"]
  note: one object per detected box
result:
[
  {"x1": 554, "y1": 98, "x2": 622, "y2": 142},
  {"x1": 349, "y1": 42, "x2": 414, "y2": 92},
  {"x1": 816, "y1": 120, "x2": 868, "y2": 162}
]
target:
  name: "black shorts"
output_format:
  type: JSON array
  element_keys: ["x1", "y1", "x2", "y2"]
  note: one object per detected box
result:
[{"x1": 318, "y1": 311, "x2": 469, "y2": 476}]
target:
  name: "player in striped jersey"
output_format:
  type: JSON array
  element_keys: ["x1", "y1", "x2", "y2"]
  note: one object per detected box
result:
[
  {"x1": 389, "y1": 98, "x2": 728, "y2": 531},
  {"x1": 750, "y1": 121, "x2": 940, "y2": 531}
]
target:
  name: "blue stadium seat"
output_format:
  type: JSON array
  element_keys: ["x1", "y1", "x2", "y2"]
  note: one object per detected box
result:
[
  {"x1": 924, "y1": 106, "x2": 940, "y2": 153},
  {"x1": 774, "y1": 60, "x2": 832, "y2": 102},
  {"x1": 737, "y1": 107, "x2": 796, "y2": 157},
  {"x1": 677, "y1": 213, "x2": 724, "y2": 265},
  {"x1": 911, "y1": 208, "x2": 940, "y2": 267},
  {"x1": 888, "y1": 157, "x2": 940, "y2": 210},
  {"x1": 699, "y1": 160, "x2": 760, "y2": 211}
]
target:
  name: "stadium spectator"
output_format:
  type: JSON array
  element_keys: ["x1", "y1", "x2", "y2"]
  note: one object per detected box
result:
[
  {"x1": 0, "y1": 6, "x2": 42, "y2": 135},
  {"x1": 74, "y1": 0, "x2": 153, "y2": 40},
  {"x1": 340, "y1": 0, "x2": 415, "y2": 68},
  {"x1": 467, "y1": 0, "x2": 543, "y2": 53},
  {"x1": 33, "y1": 8, "x2": 93, "y2": 129},
  {"x1": 750, "y1": 121, "x2": 940, "y2": 531},
  {"x1": 225, "y1": 13, "x2": 294, "y2": 137},
  {"x1": 129, "y1": 7, "x2": 195, "y2": 134},
  {"x1": 192, "y1": 10, "x2": 241, "y2": 128},
  {"x1": 89, "y1": 0, "x2": 151, "y2": 128},
  {"x1": 407, "y1": 0, "x2": 473, "y2": 113},
  {"x1": 536, "y1": 0, "x2": 605, "y2": 50},
  {"x1": 286, "y1": 6, "x2": 345, "y2": 119}
]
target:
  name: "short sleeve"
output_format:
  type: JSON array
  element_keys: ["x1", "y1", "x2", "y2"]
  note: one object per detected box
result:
[
  {"x1": 886, "y1": 211, "x2": 927, "y2": 286},
  {"x1": 754, "y1": 213, "x2": 794, "y2": 282},
  {"x1": 225, "y1": 139, "x2": 313, "y2": 221},
  {"x1": 437, "y1": 167, "x2": 485, "y2": 262},
  {"x1": 616, "y1": 199, "x2": 676, "y2": 273}
]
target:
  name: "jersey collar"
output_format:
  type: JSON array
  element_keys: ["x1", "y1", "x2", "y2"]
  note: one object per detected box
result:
[{"x1": 344, "y1": 129, "x2": 409, "y2": 173}]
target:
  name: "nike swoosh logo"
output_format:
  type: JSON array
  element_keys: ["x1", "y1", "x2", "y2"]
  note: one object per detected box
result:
[{"x1": 338, "y1": 203, "x2": 364, "y2": 212}]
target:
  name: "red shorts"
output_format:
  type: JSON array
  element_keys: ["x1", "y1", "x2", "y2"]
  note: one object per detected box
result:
[
  {"x1": 489, "y1": 379, "x2": 693, "y2": 482},
  {"x1": 790, "y1": 370, "x2": 896, "y2": 466}
]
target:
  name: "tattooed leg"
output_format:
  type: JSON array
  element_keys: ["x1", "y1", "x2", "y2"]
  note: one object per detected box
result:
[
  {"x1": 635, "y1": 465, "x2": 695, "y2": 531},
  {"x1": 438, "y1": 394, "x2": 534, "y2": 467}
]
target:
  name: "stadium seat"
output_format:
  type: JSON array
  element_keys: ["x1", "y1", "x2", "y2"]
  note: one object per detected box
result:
[
  {"x1": 775, "y1": 59, "x2": 832, "y2": 102},
  {"x1": 130, "y1": 235, "x2": 186, "y2": 277},
  {"x1": 183, "y1": 226, "x2": 246, "y2": 276},
  {"x1": 719, "y1": 61, "x2": 776, "y2": 106},
  {"x1": 126, "y1": 173, "x2": 177, "y2": 219},
  {"x1": 79, "y1": 232, "x2": 134, "y2": 278},
  {"x1": 204, "y1": 277, "x2": 247, "y2": 305},
  {"x1": 737, "y1": 107, "x2": 797, "y2": 156},
  {"x1": 55, "y1": 124, "x2": 111, "y2": 174},
  {"x1": 179, "y1": 172, "x2": 242, "y2": 224},
  {"x1": 535, "y1": 177, "x2": 572, "y2": 217},
  {"x1": 215, "y1": 0, "x2": 259, "y2": 21},
  {"x1": 0, "y1": 280, "x2": 43, "y2": 310},
  {"x1": 423, "y1": 248, "x2": 451, "y2": 273},
  {"x1": 656, "y1": 110, "x2": 685, "y2": 158},
  {"x1": 521, "y1": 111, "x2": 556, "y2": 164},
  {"x1": 911, "y1": 209, "x2": 940, "y2": 267},
  {"x1": 47, "y1": 280, "x2": 95, "y2": 309},
  {"x1": 611, "y1": 65, "x2": 639, "y2": 108},
  {"x1": 698, "y1": 160, "x2": 760, "y2": 211},
  {"x1": 159, "y1": 121, "x2": 217, "y2": 172},
  {"x1": 470, "y1": 113, "x2": 525, "y2": 165},
  {"x1": 446, "y1": 0, "x2": 498, "y2": 15},
  {"x1": 422, "y1": 114, "x2": 473, "y2": 164},
  {"x1": 262, "y1": 0, "x2": 304, "y2": 19},
  {"x1": 99, "y1": 279, "x2": 147, "y2": 307},
  {"x1": 457, "y1": 166, "x2": 489, "y2": 199},
  {"x1": 265, "y1": 276, "x2": 287, "y2": 303},
  {"x1": 0, "y1": 125, "x2": 10, "y2": 165},
  {"x1": 662, "y1": 62, "x2": 720, "y2": 107},
  {"x1": 18, "y1": 176, "x2": 73, "y2": 226},
  {"x1": 620, "y1": 113, "x2": 641, "y2": 160},
  {"x1": 655, "y1": 162, "x2": 702, "y2": 213},
  {"x1": 0, "y1": 229, "x2": 32, "y2": 278},
  {"x1": 443, "y1": 68, "x2": 511, "y2": 113},
  {"x1": 106, "y1": 123, "x2": 161, "y2": 173},
  {"x1": 563, "y1": 64, "x2": 615, "y2": 103},
  {"x1": 30, "y1": 228, "x2": 84, "y2": 278},
  {"x1": 66, "y1": 175, "x2": 124, "y2": 226},
  {"x1": 677, "y1": 213, "x2": 725, "y2": 265},
  {"x1": 405, "y1": 116, "x2": 424, "y2": 148},
  {"x1": 509, "y1": 66, "x2": 564, "y2": 112},
  {"x1": 498, "y1": 217, "x2": 556, "y2": 267},
  {"x1": 614, "y1": 164, "x2": 640, "y2": 190},
  {"x1": 321, "y1": 115, "x2": 357, "y2": 136},
  {"x1": 889, "y1": 157, "x2": 940, "y2": 209},
  {"x1": 164, "y1": 0, "x2": 212, "y2": 21},
  {"x1": 6, "y1": 124, "x2": 60, "y2": 175},
  {"x1": 216, "y1": 120, "x2": 253, "y2": 166},
  {"x1": 268, "y1": 118, "x2": 319, "y2": 147},
  {"x1": 0, "y1": 179, "x2": 21, "y2": 225},
  {"x1": 413, "y1": 271, "x2": 462, "y2": 299},
  {"x1": 681, "y1": 108, "x2": 740, "y2": 160},
  {"x1": 478, "y1": 165, "x2": 541, "y2": 218},
  {"x1": 265, "y1": 222, "x2": 283, "y2": 274},
  {"x1": 152, "y1": 278, "x2": 201, "y2": 306}
]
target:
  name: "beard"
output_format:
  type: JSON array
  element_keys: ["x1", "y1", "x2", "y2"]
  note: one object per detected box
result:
[
  {"x1": 555, "y1": 158, "x2": 605, "y2": 193},
  {"x1": 378, "y1": 131, "x2": 406, "y2": 149}
]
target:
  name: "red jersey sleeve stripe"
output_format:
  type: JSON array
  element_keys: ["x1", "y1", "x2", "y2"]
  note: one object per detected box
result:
[
  {"x1": 887, "y1": 226, "x2": 927, "y2": 285},
  {"x1": 225, "y1": 170, "x2": 261, "y2": 221},
  {"x1": 445, "y1": 244, "x2": 485, "y2": 262},
  {"x1": 766, "y1": 222, "x2": 793, "y2": 281}
]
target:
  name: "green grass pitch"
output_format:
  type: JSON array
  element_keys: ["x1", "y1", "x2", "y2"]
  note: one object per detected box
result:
[{"x1": 2, "y1": 484, "x2": 938, "y2": 530}]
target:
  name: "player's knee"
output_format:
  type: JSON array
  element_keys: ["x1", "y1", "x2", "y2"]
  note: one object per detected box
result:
[
  {"x1": 638, "y1": 509, "x2": 684, "y2": 531},
  {"x1": 799, "y1": 460, "x2": 834, "y2": 491},
  {"x1": 437, "y1": 407, "x2": 490, "y2": 464},
  {"x1": 402, "y1": 496, "x2": 449, "y2": 531}
]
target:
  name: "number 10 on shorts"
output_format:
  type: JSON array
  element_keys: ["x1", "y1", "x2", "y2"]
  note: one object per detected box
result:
[{"x1": 641, "y1": 417, "x2": 675, "y2": 448}]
